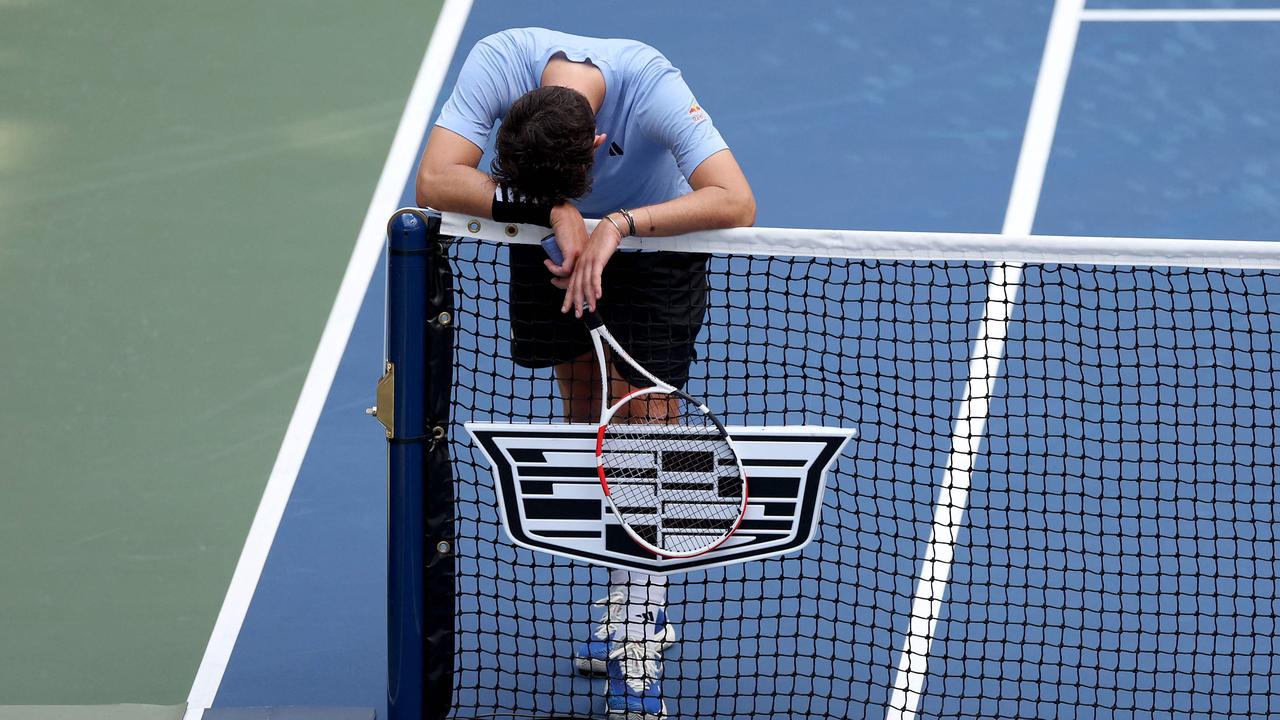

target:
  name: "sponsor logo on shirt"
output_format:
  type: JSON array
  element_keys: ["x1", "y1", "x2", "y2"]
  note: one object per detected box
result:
[{"x1": 688, "y1": 101, "x2": 708, "y2": 124}]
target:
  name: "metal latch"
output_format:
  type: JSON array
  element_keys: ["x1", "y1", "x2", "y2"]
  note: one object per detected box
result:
[{"x1": 366, "y1": 361, "x2": 395, "y2": 438}]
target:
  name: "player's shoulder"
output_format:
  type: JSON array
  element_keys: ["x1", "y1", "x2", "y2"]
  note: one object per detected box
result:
[
  {"x1": 471, "y1": 27, "x2": 532, "y2": 54},
  {"x1": 475, "y1": 27, "x2": 590, "y2": 53},
  {"x1": 610, "y1": 39, "x2": 686, "y2": 97},
  {"x1": 472, "y1": 29, "x2": 672, "y2": 67},
  {"x1": 612, "y1": 37, "x2": 673, "y2": 70}
]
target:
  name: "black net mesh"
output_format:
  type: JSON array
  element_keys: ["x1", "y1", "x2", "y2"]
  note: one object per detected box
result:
[{"x1": 442, "y1": 235, "x2": 1280, "y2": 720}]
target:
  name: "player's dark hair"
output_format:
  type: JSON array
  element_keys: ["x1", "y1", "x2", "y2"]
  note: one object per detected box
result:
[{"x1": 491, "y1": 86, "x2": 596, "y2": 205}]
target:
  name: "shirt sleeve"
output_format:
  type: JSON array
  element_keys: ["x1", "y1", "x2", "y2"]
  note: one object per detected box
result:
[
  {"x1": 635, "y1": 60, "x2": 729, "y2": 180},
  {"x1": 435, "y1": 34, "x2": 520, "y2": 150}
]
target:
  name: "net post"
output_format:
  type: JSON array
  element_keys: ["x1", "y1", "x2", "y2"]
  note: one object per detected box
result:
[{"x1": 383, "y1": 208, "x2": 455, "y2": 720}]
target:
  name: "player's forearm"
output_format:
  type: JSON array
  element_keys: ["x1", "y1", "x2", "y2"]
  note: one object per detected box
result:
[
  {"x1": 415, "y1": 163, "x2": 497, "y2": 216},
  {"x1": 628, "y1": 185, "x2": 756, "y2": 238}
]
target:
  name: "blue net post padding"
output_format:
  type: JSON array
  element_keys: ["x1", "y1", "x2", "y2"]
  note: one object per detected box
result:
[{"x1": 385, "y1": 209, "x2": 455, "y2": 720}]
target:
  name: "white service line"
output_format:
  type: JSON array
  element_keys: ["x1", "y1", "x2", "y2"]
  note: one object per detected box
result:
[
  {"x1": 1082, "y1": 8, "x2": 1280, "y2": 22},
  {"x1": 181, "y1": 1, "x2": 473, "y2": 718},
  {"x1": 883, "y1": 1, "x2": 1086, "y2": 719}
]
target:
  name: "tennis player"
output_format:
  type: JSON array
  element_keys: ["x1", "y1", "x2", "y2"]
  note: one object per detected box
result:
[{"x1": 417, "y1": 27, "x2": 755, "y2": 719}]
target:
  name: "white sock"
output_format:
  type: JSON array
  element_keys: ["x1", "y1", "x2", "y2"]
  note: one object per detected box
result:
[{"x1": 609, "y1": 569, "x2": 667, "y2": 640}]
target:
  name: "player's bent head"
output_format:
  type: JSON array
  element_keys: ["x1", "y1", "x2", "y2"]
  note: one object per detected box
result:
[{"x1": 491, "y1": 86, "x2": 596, "y2": 205}]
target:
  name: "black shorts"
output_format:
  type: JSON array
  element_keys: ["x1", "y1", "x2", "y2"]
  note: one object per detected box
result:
[{"x1": 509, "y1": 244, "x2": 708, "y2": 389}]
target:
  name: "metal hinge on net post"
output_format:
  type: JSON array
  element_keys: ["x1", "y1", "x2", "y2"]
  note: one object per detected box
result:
[
  {"x1": 368, "y1": 361, "x2": 447, "y2": 447},
  {"x1": 367, "y1": 361, "x2": 395, "y2": 438},
  {"x1": 368, "y1": 362, "x2": 448, "y2": 446}
]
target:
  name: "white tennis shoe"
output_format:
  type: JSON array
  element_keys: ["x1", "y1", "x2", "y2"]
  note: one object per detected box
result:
[{"x1": 574, "y1": 589, "x2": 676, "y2": 675}]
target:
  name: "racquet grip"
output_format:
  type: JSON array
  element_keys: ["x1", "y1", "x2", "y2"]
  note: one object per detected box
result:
[
  {"x1": 581, "y1": 309, "x2": 603, "y2": 329},
  {"x1": 540, "y1": 233, "x2": 565, "y2": 266}
]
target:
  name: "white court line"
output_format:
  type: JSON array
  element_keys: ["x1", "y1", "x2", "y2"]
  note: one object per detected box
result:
[
  {"x1": 883, "y1": 1, "x2": 1086, "y2": 718},
  {"x1": 180, "y1": 1, "x2": 474, "y2": 718},
  {"x1": 1082, "y1": 8, "x2": 1280, "y2": 22}
]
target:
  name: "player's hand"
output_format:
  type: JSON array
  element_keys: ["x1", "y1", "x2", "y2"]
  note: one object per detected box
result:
[
  {"x1": 545, "y1": 203, "x2": 587, "y2": 281},
  {"x1": 562, "y1": 217, "x2": 623, "y2": 316}
]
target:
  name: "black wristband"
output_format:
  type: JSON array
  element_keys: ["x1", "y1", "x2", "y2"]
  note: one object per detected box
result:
[{"x1": 492, "y1": 185, "x2": 553, "y2": 227}]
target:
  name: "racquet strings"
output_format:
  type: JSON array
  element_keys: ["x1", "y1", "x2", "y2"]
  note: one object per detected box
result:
[{"x1": 600, "y1": 391, "x2": 744, "y2": 555}]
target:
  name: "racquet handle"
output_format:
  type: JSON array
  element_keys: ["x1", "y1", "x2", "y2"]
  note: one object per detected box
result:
[{"x1": 541, "y1": 233, "x2": 565, "y2": 266}]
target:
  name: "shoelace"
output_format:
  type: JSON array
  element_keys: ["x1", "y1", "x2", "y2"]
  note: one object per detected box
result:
[{"x1": 611, "y1": 639, "x2": 663, "y2": 694}]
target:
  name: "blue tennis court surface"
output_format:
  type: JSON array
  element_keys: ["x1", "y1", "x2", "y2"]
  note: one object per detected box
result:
[{"x1": 205, "y1": 2, "x2": 1280, "y2": 718}]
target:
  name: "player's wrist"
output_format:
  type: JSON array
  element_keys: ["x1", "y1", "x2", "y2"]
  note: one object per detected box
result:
[
  {"x1": 491, "y1": 184, "x2": 554, "y2": 226},
  {"x1": 549, "y1": 201, "x2": 580, "y2": 226}
]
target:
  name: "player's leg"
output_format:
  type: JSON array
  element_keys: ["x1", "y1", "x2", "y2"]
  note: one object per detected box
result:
[
  {"x1": 555, "y1": 351, "x2": 600, "y2": 423},
  {"x1": 511, "y1": 245, "x2": 660, "y2": 689},
  {"x1": 559, "y1": 349, "x2": 679, "y2": 424},
  {"x1": 598, "y1": 252, "x2": 708, "y2": 718},
  {"x1": 569, "y1": 346, "x2": 674, "y2": 677},
  {"x1": 600, "y1": 349, "x2": 673, "y2": 640},
  {"x1": 567, "y1": 337, "x2": 677, "y2": 681},
  {"x1": 608, "y1": 371, "x2": 679, "y2": 422}
]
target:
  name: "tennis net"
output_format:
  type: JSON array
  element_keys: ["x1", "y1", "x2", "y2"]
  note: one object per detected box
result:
[{"x1": 381, "y1": 209, "x2": 1280, "y2": 720}]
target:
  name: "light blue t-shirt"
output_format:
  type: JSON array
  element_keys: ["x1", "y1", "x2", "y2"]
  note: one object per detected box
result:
[{"x1": 435, "y1": 28, "x2": 729, "y2": 217}]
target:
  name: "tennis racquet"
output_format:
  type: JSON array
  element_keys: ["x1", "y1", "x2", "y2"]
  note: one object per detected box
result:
[{"x1": 542, "y1": 233, "x2": 749, "y2": 559}]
